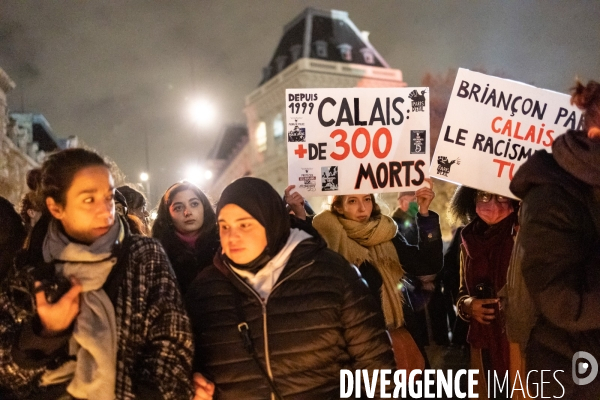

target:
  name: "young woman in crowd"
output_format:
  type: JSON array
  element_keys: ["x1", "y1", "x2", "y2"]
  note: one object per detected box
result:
[
  {"x1": 186, "y1": 177, "x2": 395, "y2": 399},
  {"x1": 311, "y1": 179, "x2": 443, "y2": 368},
  {"x1": 19, "y1": 169, "x2": 44, "y2": 231},
  {"x1": 152, "y1": 181, "x2": 219, "y2": 296},
  {"x1": 450, "y1": 186, "x2": 519, "y2": 399},
  {"x1": 117, "y1": 185, "x2": 151, "y2": 234},
  {"x1": 0, "y1": 148, "x2": 193, "y2": 399},
  {"x1": 509, "y1": 80, "x2": 600, "y2": 398},
  {"x1": 115, "y1": 188, "x2": 149, "y2": 236}
]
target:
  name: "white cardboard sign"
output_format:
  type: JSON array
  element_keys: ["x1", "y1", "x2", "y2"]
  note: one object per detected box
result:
[
  {"x1": 286, "y1": 87, "x2": 430, "y2": 197},
  {"x1": 430, "y1": 68, "x2": 582, "y2": 198}
]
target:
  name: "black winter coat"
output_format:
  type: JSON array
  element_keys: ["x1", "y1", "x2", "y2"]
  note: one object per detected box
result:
[
  {"x1": 186, "y1": 237, "x2": 395, "y2": 399},
  {"x1": 510, "y1": 140, "x2": 600, "y2": 398},
  {"x1": 160, "y1": 233, "x2": 219, "y2": 296}
]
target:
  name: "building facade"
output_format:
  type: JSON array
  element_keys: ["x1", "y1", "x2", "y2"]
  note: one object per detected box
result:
[{"x1": 0, "y1": 68, "x2": 75, "y2": 205}]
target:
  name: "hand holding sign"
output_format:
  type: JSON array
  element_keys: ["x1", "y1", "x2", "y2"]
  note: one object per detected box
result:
[
  {"x1": 284, "y1": 185, "x2": 306, "y2": 220},
  {"x1": 415, "y1": 178, "x2": 435, "y2": 217}
]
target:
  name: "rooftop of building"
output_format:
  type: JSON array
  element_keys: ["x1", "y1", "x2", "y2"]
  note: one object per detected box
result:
[
  {"x1": 260, "y1": 7, "x2": 390, "y2": 85},
  {"x1": 10, "y1": 113, "x2": 66, "y2": 152}
]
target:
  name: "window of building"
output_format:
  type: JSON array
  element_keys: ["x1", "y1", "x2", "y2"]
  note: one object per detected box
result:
[
  {"x1": 337, "y1": 44, "x2": 353, "y2": 61},
  {"x1": 290, "y1": 44, "x2": 302, "y2": 62},
  {"x1": 256, "y1": 121, "x2": 267, "y2": 152},
  {"x1": 314, "y1": 40, "x2": 328, "y2": 58},
  {"x1": 273, "y1": 114, "x2": 284, "y2": 139},
  {"x1": 360, "y1": 48, "x2": 375, "y2": 64},
  {"x1": 276, "y1": 55, "x2": 288, "y2": 72}
]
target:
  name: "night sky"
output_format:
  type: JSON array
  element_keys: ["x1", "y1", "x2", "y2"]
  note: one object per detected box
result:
[{"x1": 1, "y1": 1, "x2": 599, "y2": 205}]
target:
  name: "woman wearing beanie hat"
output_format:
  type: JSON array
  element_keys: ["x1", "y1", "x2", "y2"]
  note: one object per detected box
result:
[{"x1": 186, "y1": 177, "x2": 395, "y2": 399}]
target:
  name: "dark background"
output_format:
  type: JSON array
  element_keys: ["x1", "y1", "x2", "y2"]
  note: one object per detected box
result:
[{"x1": 2, "y1": 1, "x2": 599, "y2": 204}]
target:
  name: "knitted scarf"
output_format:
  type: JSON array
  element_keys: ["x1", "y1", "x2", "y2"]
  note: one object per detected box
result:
[
  {"x1": 41, "y1": 219, "x2": 121, "y2": 400},
  {"x1": 313, "y1": 210, "x2": 404, "y2": 328}
]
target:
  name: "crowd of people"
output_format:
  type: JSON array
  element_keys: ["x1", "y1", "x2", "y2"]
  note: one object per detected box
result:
[{"x1": 0, "y1": 79, "x2": 598, "y2": 399}]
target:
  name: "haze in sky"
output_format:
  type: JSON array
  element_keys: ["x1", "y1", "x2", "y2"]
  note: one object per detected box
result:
[{"x1": 1, "y1": 0, "x2": 598, "y2": 203}]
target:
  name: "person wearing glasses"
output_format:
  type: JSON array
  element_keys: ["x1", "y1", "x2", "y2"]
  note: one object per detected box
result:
[{"x1": 449, "y1": 186, "x2": 519, "y2": 399}]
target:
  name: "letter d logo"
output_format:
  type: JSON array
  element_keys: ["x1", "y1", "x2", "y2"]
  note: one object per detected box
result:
[{"x1": 572, "y1": 351, "x2": 598, "y2": 385}]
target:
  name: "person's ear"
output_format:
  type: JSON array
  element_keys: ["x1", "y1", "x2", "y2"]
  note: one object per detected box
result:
[
  {"x1": 26, "y1": 209, "x2": 37, "y2": 218},
  {"x1": 46, "y1": 197, "x2": 64, "y2": 220}
]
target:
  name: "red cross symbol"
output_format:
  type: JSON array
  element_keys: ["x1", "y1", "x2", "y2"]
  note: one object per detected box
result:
[{"x1": 294, "y1": 144, "x2": 307, "y2": 158}]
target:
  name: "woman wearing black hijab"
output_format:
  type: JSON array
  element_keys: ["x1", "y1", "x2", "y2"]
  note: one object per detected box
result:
[{"x1": 186, "y1": 177, "x2": 395, "y2": 400}]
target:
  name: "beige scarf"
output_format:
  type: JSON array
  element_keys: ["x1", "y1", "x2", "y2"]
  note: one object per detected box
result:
[{"x1": 313, "y1": 210, "x2": 405, "y2": 328}]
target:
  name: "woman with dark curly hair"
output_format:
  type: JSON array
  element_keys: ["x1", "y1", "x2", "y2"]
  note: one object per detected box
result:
[
  {"x1": 152, "y1": 181, "x2": 219, "y2": 296},
  {"x1": 510, "y1": 80, "x2": 600, "y2": 398},
  {"x1": 0, "y1": 148, "x2": 193, "y2": 399},
  {"x1": 19, "y1": 169, "x2": 44, "y2": 231},
  {"x1": 116, "y1": 185, "x2": 150, "y2": 234},
  {"x1": 450, "y1": 185, "x2": 519, "y2": 399}
]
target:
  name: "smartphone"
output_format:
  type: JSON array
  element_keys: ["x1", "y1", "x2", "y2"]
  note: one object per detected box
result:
[
  {"x1": 475, "y1": 283, "x2": 495, "y2": 309},
  {"x1": 475, "y1": 283, "x2": 494, "y2": 299},
  {"x1": 35, "y1": 277, "x2": 72, "y2": 304}
]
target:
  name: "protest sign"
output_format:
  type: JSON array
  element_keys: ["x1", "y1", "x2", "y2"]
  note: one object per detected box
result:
[
  {"x1": 430, "y1": 68, "x2": 582, "y2": 198},
  {"x1": 286, "y1": 87, "x2": 430, "y2": 197}
]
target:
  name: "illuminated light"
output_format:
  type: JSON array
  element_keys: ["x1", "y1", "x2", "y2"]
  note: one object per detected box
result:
[
  {"x1": 188, "y1": 98, "x2": 216, "y2": 127},
  {"x1": 140, "y1": 172, "x2": 149, "y2": 182},
  {"x1": 184, "y1": 165, "x2": 202, "y2": 185},
  {"x1": 204, "y1": 170, "x2": 213, "y2": 180}
]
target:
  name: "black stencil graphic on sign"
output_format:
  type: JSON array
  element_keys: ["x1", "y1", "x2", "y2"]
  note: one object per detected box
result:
[
  {"x1": 288, "y1": 120, "x2": 306, "y2": 142},
  {"x1": 299, "y1": 168, "x2": 316, "y2": 191},
  {"x1": 436, "y1": 156, "x2": 460, "y2": 177},
  {"x1": 408, "y1": 89, "x2": 427, "y2": 112},
  {"x1": 410, "y1": 130, "x2": 426, "y2": 154},
  {"x1": 321, "y1": 166, "x2": 339, "y2": 191}
]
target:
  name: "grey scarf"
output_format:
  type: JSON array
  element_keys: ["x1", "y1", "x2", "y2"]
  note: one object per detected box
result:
[{"x1": 41, "y1": 219, "x2": 122, "y2": 400}]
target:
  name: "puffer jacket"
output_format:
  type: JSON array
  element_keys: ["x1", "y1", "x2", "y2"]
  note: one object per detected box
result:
[
  {"x1": 510, "y1": 138, "x2": 600, "y2": 397},
  {"x1": 0, "y1": 216, "x2": 194, "y2": 399},
  {"x1": 185, "y1": 236, "x2": 395, "y2": 399}
]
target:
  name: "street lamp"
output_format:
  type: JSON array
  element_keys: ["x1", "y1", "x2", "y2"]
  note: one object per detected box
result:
[
  {"x1": 139, "y1": 171, "x2": 150, "y2": 203},
  {"x1": 188, "y1": 98, "x2": 216, "y2": 127},
  {"x1": 185, "y1": 165, "x2": 213, "y2": 185}
]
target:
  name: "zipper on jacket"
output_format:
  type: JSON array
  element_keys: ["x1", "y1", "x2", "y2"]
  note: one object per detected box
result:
[
  {"x1": 227, "y1": 259, "x2": 315, "y2": 399},
  {"x1": 261, "y1": 302, "x2": 275, "y2": 400}
]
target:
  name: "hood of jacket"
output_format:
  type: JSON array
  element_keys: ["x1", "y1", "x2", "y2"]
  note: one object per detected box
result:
[{"x1": 510, "y1": 146, "x2": 588, "y2": 200}]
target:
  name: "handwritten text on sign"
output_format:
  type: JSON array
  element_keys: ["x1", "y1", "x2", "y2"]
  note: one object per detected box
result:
[
  {"x1": 430, "y1": 69, "x2": 582, "y2": 198},
  {"x1": 287, "y1": 88, "x2": 430, "y2": 197}
]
